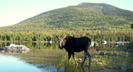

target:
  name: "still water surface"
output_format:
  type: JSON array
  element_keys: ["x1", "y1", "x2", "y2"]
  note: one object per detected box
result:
[
  {"x1": 0, "y1": 42, "x2": 132, "y2": 72},
  {"x1": 0, "y1": 54, "x2": 41, "y2": 72}
]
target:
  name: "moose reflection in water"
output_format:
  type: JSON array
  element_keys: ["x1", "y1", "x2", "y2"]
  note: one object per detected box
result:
[
  {"x1": 0, "y1": 44, "x2": 30, "y2": 54},
  {"x1": 56, "y1": 36, "x2": 91, "y2": 66}
]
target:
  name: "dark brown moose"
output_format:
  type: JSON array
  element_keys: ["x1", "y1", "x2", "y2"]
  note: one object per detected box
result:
[{"x1": 56, "y1": 36, "x2": 91, "y2": 66}]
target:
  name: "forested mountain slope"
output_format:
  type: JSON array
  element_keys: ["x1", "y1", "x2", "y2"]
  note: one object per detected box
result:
[{"x1": 0, "y1": 2, "x2": 133, "y2": 32}]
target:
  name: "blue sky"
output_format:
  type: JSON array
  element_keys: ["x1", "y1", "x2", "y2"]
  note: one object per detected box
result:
[{"x1": 0, "y1": 0, "x2": 133, "y2": 27}]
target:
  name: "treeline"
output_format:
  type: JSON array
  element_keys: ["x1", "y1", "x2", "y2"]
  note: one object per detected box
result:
[{"x1": 0, "y1": 31, "x2": 132, "y2": 42}]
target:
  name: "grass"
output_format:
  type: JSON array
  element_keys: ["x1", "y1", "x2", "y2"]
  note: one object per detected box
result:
[
  {"x1": 1, "y1": 43, "x2": 133, "y2": 72},
  {"x1": 55, "y1": 48, "x2": 133, "y2": 72}
]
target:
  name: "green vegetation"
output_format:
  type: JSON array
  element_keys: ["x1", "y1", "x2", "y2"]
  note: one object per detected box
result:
[
  {"x1": 0, "y1": 3, "x2": 132, "y2": 53},
  {"x1": 0, "y1": 3, "x2": 133, "y2": 31},
  {"x1": 0, "y1": 31, "x2": 133, "y2": 42},
  {"x1": 0, "y1": 41, "x2": 132, "y2": 72},
  {"x1": 56, "y1": 47, "x2": 133, "y2": 72},
  {"x1": 0, "y1": 3, "x2": 132, "y2": 44}
]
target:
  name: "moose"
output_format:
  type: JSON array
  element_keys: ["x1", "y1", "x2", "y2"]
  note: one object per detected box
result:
[{"x1": 56, "y1": 36, "x2": 91, "y2": 66}]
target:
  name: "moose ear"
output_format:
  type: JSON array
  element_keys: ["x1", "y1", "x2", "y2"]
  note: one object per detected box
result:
[{"x1": 55, "y1": 35, "x2": 59, "y2": 39}]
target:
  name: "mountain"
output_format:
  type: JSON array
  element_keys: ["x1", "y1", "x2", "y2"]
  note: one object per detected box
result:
[{"x1": 0, "y1": 2, "x2": 133, "y2": 32}]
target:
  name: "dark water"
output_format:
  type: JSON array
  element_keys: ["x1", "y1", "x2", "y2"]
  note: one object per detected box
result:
[{"x1": 0, "y1": 42, "x2": 132, "y2": 72}]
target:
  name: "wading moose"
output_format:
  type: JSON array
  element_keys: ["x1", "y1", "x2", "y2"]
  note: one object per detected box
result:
[{"x1": 56, "y1": 36, "x2": 91, "y2": 66}]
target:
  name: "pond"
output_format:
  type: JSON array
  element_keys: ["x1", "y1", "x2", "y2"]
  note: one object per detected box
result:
[{"x1": 0, "y1": 42, "x2": 133, "y2": 72}]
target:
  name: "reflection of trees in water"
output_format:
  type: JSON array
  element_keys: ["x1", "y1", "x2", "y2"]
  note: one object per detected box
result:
[
  {"x1": 0, "y1": 42, "x2": 57, "y2": 49},
  {"x1": 0, "y1": 42, "x2": 132, "y2": 72},
  {"x1": 11, "y1": 48, "x2": 67, "y2": 71}
]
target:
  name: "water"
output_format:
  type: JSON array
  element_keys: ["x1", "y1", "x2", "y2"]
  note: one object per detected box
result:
[
  {"x1": 0, "y1": 42, "x2": 132, "y2": 72},
  {"x1": 0, "y1": 54, "x2": 42, "y2": 72}
]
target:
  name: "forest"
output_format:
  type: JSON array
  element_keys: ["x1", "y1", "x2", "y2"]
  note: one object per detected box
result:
[
  {"x1": 0, "y1": 3, "x2": 133, "y2": 45},
  {"x1": 0, "y1": 31, "x2": 132, "y2": 42}
]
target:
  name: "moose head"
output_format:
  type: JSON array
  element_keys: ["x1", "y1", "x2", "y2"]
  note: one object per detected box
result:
[{"x1": 56, "y1": 36, "x2": 66, "y2": 49}]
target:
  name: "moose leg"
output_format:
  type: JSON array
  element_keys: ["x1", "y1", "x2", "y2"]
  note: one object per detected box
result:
[
  {"x1": 72, "y1": 53, "x2": 77, "y2": 65},
  {"x1": 86, "y1": 51, "x2": 91, "y2": 58},
  {"x1": 68, "y1": 52, "x2": 71, "y2": 64},
  {"x1": 81, "y1": 50, "x2": 91, "y2": 66},
  {"x1": 81, "y1": 52, "x2": 87, "y2": 66},
  {"x1": 86, "y1": 51, "x2": 91, "y2": 66}
]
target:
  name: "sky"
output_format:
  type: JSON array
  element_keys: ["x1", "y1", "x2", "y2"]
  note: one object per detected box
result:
[{"x1": 0, "y1": 0, "x2": 133, "y2": 27}]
